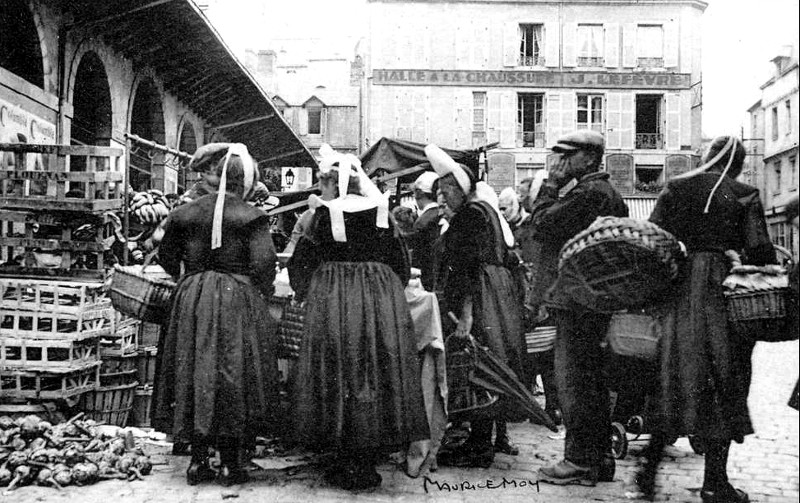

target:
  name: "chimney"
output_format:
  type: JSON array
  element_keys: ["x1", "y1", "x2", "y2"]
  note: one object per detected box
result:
[{"x1": 255, "y1": 50, "x2": 277, "y2": 94}]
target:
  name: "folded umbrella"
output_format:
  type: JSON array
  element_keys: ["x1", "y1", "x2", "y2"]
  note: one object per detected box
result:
[{"x1": 470, "y1": 343, "x2": 558, "y2": 432}]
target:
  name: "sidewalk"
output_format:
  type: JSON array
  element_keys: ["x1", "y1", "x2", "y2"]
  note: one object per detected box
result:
[{"x1": 6, "y1": 341, "x2": 798, "y2": 503}]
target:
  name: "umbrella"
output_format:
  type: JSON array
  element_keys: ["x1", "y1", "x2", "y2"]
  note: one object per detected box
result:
[
  {"x1": 469, "y1": 344, "x2": 559, "y2": 432},
  {"x1": 446, "y1": 312, "x2": 557, "y2": 432}
]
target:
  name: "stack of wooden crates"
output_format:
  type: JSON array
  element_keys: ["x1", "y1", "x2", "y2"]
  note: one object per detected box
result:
[{"x1": 0, "y1": 143, "x2": 141, "y2": 425}]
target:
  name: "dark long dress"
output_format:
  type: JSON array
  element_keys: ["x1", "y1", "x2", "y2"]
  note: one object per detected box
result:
[
  {"x1": 288, "y1": 206, "x2": 429, "y2": 454},
  {"x1": 152, "y1": 194, "x2": 280, "y2": 444},
  {"x1": 440, "y1": 200, "x2": 525, "y2": 380},
  {"x1": 650, "y1": 172, "x2": 775, "y2": 442}
]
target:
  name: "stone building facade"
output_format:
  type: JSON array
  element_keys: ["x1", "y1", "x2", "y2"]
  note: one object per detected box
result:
[{"x1": 362, "y1": 0, "x2": 706, "y2": 208}]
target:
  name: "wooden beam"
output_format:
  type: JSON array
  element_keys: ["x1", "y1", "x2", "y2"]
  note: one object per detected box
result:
[
  {"x1": 210, "y1": 114, "x2": 275, "y2": 131},
  {"x1": 70, "y1": 0, "x2": 178, "y2": 29},
  {"x1": 256, "y1": 148, "x2": 310, "y2": 165}
]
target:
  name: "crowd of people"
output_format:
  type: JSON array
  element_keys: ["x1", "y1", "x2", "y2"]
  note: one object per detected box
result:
[{"x1": 146, "y1": 132, "x2": 795, "y2": 502}]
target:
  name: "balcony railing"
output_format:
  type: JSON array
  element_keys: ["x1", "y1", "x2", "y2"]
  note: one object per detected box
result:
[
  {"x1": 637, "y1": 57, "x2": 664, "y2": 69},
  {"x1": 518, "y1": 131, "x2": 545, "y2": 148},
  {"x1": 578, "y1": 56, "x2": 604, "y2": 67},
  {"x1": 519, "y1": 55, "x2": 544, "y2": 67},
  {"x1": 635, "y1": 133, "x2": 664, "y2": 150}
]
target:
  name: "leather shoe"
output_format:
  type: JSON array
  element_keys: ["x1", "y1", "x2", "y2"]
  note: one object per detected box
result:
[
  {"x1": 700, "y1": 485, "x2": 749, "y2": 503},
  {"x1": 186, "y1": 460, "x2": 215, "y2": 486},
  {"x1": 494, "y1": 435, "x2": 519, "y2": 456},
  {"x1": 538, "y1": 459, "x2": 597, "y2": 486},
  {"x1": 545, "y1": 408, "x2": 562, "y2": 426}
]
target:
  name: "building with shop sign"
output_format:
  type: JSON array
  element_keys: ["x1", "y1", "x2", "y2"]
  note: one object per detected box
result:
[
  {"x1": 362, "y1": 0, "x2": 707, "y2": 217},
  {"x1": 1, "y1": 0, "x2": 313, "y2": 195},
  {"x1": 749, "y1": 45, "x2": 799, "y2": 259}
]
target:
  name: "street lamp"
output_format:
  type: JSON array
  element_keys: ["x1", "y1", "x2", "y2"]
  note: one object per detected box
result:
[{"x1": 285, "y1": 168, "x2": 295, "y2": 188}]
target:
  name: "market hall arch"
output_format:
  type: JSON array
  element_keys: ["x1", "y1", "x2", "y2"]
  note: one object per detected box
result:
[
  {"x1": 0, "y1": 0, "x2": 44, "y2": 89},
  {"x1": 71, "y1": 51, "x2": 112, "y2": 147},
  {"x1": 127, "y1": 76, "x2": 166, "y2": 191},
  {"x1": 176, "y1": 117, "x2": 199, "y2": 194}
]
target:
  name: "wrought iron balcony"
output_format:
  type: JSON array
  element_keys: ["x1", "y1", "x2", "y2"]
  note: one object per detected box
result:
[
  {"x1": 637, "y1": 57, "x2": 664, "y2": 69},
  {"x1": 578, "y1": 56, "x2": 604, "y2": 67},
  {"x1": 519, "y1": 131, "x2": 545, "y2": 148},
  {"x1": 635, "y1": 133, "x2": 664, "y2": 150},
  {"x1": 519, "y1": 55, "x2": 544, "y2": 67}
]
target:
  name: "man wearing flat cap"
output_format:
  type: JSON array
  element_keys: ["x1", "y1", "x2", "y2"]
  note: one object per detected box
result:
[
  {"x1": 403, "y1": 171, "x2": 441, "y2": 290},
  {"x1": 530, "y1": 130, "x2": 629, "y2": 486}
]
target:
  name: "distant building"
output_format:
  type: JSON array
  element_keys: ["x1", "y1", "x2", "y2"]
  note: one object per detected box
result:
[
  {"x1": 750, "y1": 45, "x2": 799, "y2": 258},
  {"x1": 361, "y1": 0, "x2": 707, "y2": 217},
  {"x1": 244, "y1": 47, "x2": 361, "y2": 159}
]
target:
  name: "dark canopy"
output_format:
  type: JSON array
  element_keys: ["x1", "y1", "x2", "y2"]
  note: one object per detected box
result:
[{"x1": 360, "y1": 138, "x2": 483, "y2": 183}]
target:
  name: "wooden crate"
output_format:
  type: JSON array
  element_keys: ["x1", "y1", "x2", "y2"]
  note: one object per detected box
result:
[
  {"x1": 0, "y1": 210, "x2": 120, "y2": 280},
  {"x1": 0, "y1": 332, "x2": 100, "y2": 372},
  {"x1": 0, "y1": 278, "x2": 108, "y2": 314},
  {"x1": 136, "y1": 346, "x2": 157, "y2": 386},
  {"x1": 99, "y1": 319, "x2": 140, "y2": 357},
  {"x1": 0, "y1": 363, "x2": 100, "y2": 399},
  {"x1": 80, "y1": 380, "x2": 137, "y2": 427},
  {"x1": 0, "y1": 302, "x2": 115, "y2": 338},
  {"x1": 0, "y1": 143, "x2": 124, "y2": 213}
]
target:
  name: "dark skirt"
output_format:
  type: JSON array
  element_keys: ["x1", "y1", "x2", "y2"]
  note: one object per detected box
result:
[
  {"x1": 291, "y1": 261, "x2": 429, "y2": 454},
  {"x1": 152, "y1": 271, "x2": 280, "y2": 443},
  {"x1": 656, "y1": 252, "x2": 755, "y2": 442},
  {"x1": 473, "y1": 264, "x2": 527, "y2": 382}
]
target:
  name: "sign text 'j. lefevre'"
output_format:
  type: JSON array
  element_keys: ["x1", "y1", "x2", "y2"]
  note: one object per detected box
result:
[{"x1": 372, "y1": 69, "x2": 691, "y2": 89}]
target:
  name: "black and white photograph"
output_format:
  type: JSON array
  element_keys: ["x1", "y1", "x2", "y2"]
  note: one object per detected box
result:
[{"x1": 0, "y1": 0, "x2": 797, "y2": 501}]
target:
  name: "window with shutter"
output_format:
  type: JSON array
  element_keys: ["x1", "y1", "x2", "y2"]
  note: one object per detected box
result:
[
  {"x1": 635, "y1": 95, "x2": 664, "y2": 149},
  {"x1": 519, "y1": 24, "x2": 544, "y2": 66},
  {"x1": 577, "y1": 24, "x2": 604, "y2": 67},
  {"x1": 636, "y1": 25, "x2": 664, "y2": 69},
  {"x1": 577, "y1": 94, "x2": 604, "y2": 133},
  {"x1": 518, "y1": 93, "x2": 545, "y2": 147}
]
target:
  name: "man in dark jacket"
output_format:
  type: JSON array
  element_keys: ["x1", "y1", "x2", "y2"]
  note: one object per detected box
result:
[
  {"x1": 406, "y1": 171, "x2": 441, "y2": 290},
  {"x1": 532, "y1": 130, "x2": 629, "y2": 487}
]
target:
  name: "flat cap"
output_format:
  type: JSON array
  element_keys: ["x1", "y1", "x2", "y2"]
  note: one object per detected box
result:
[
  {"x1": 413, "y1": 171, "x2": 439, "y2": 193},
  {"x1": 552, "y1": 130, "x2": 604, "y2": 153}
]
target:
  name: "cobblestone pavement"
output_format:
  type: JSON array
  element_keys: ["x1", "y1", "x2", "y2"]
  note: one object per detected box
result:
[{"x1": 6, "y1": 341, "x2": 797, "y2": 503}]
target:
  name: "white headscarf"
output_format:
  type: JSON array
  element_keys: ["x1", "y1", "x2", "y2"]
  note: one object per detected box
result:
[
  {"x1": 211, "y1": 143, "x2": 256, "y2": 250},
  {"x1": 310, "y1": 144, "x2": 389, "y2": 242},
  {"x1": 424, "y1": 143, "x2": 515, "y2": 248}
]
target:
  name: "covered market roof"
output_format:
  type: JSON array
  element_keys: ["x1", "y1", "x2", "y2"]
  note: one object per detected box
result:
[{"x1": 63, "y1": 0, "x2": 317, "y2": 168}]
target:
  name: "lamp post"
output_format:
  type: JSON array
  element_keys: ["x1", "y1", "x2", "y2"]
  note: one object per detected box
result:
[{"x1": 284, "y1": 168, "x2": 295, "y2": 189}]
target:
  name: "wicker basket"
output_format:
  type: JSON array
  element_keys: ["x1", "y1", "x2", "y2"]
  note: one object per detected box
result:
[
  {"x1": 277, "y1": 302, "x2": 305, "y2": 359},
  {"x1": 558, "y1": 217, "x2": 682, "y2": 312},
  {"x1": 80, "y1": 380, "x2": 138, "y2": 427},
  {"x1": 725, "y1": 288, "x2": 792, "y2": 342},
  {"x1": 445, "y1": 335, "x2": 499, "y2": 421},
  {"x1": 109, "y1": 264, "x2": 175, "y2": 323},
  {"x1": 606, "y1": 312, "x2": 660, "y2": 360}
]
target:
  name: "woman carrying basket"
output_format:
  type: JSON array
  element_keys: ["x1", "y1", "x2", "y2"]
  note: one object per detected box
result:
[
  {"x1": 425, "y1": 144, "x2": 526, "y2": 467},
  {"x1": 152, "y1": 143, "x2": 281, "y2": 486},
  {"x1": 287, "y1": 145, "x2": 429, "y2": 491},
  {"x1": 630, "y1": 136, "x2": 777, "y2": 503}
]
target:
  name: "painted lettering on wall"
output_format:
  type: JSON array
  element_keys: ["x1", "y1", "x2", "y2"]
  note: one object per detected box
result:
[{"x1": 373, "y1": 70, "x2": 691, "y2": 89}]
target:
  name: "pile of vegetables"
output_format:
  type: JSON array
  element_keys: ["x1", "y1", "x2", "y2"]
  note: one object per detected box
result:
[{"x1": 0, "y1": 413, "x2": 153, "y2": 492}]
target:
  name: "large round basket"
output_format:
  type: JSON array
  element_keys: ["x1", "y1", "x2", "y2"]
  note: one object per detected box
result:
[
  {"x1": 558, "y1": 217, "x2": 682, "y2": 312},
  {"x1": 445, "y1": 335, "x2": 499, "y2": 422},
  {"x1": 80, "y1": 381, "x2": 138, "y2": 427},
  {"x1": 725, "y1": 287, "x2": 791, "y2": 342},
  {"x1": 110, "y1": 264, "x2": 175, "y2": 323}
]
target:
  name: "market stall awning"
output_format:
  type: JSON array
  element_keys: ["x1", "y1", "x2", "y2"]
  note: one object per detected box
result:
[
  {"x1": 63, "y1": 0, "x2": 316, "y2": 169},
  {"x1": 360, "y1": 138, "x2": 486, "y2": 183}
]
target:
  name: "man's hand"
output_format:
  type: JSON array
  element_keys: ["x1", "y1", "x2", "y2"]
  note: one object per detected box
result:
[{"x1": 547, "y1": 156, "x2": 574, "y2": 189}]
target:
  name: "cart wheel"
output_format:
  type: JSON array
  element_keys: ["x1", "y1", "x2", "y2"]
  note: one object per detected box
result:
[
  {"x1": 611, "y1": 422, "x2": 628, "y2": 459},
  {"x1": 688, "y1": 435, "x2": 705, "y2": 455},
  {"x1": 626, "y1": 415, "x2": 645, "y2": 438}
]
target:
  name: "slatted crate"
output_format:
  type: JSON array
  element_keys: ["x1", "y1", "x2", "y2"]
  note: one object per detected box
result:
[
  {"x1": 0, "y1": 363, "x2": 100, "y2": 400},
  {"x1": 0, "y1": 143, "x2": 124, "y2": 213},
  {"x1": 99, "y1": 318, "x2": 140, "y2": 357},
  {"x1": 0, "y1": 301, "x2": 115, "y2": 338},
  {"x1": 0, "y1": 211, "x2": 120, "y2": 281},
  {"x1": 0, "y1": 332, "x2": 100, "y2": 372},
  {"x1": 0, "y1": 278, "x2": 108, "y2": 314}
]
